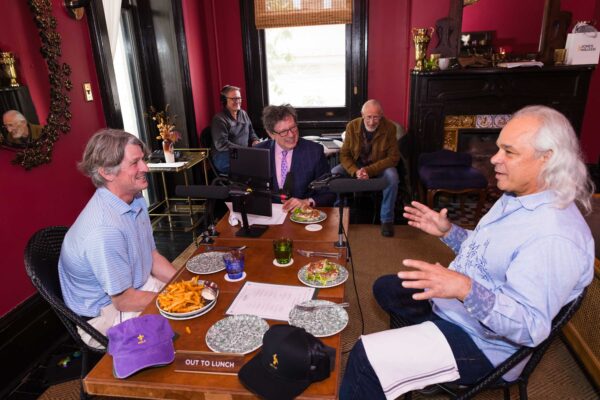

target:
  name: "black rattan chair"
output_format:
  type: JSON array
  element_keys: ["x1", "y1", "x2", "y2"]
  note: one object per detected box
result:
[
  {"x1": 400, "y1": 288, "x2": 587, "y2": 400},
  {"x1": 24, "y1": 226, "x2": 108, "y2": 400}
]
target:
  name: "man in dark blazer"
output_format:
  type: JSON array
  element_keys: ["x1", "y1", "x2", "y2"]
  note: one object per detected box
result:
[{"x1": 256, "y1": 104, "x2": 335, "y2": 211}]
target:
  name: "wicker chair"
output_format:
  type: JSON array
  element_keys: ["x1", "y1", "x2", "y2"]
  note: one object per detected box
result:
[
  {"x1": 400, "y1": 288, "x2": 587, "y2": 400},
  {"x1": 24, "y1": 226, "x2": 108, "y2": 400}
]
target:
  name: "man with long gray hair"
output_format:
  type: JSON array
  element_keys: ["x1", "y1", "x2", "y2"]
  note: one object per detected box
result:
[
  {"x1": 341, "y1": 105, "x2": 595, "y2": 399},
  {"x1": 59, "y1": 129, "x2": 177, "y2": 348}
]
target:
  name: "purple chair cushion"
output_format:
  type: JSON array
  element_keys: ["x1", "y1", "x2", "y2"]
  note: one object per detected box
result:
[
  {"x1": 418, "y1": 149, "x2": 472, "y2": 167},
  {"x1": 419, "y1": 165, "x2": 488, "y2": 190}
]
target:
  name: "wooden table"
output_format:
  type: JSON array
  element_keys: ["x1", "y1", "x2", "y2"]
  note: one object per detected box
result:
[
  {"x1": 84, "y1": 213, "x2": 349, "y2": 399},
  {"x1": 215, "y1": 207, "x2": 350, "y2": 246}
]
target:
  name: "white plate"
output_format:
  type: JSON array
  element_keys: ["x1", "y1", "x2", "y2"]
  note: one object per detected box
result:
[
  {"x1": 302, "y1": 135, "x2": 320, "y2": 141},
  {"x1": 297, "y1": 262, "x2": 348, "y2": 288},
  {"x1": 186, "y1": 252, "x2": 226, "y2": 274},
  {"x1": 156, "y1": 280, "x2": 219, "y2": 318},
  {"x1": 158, "y1": 299, "x2": 217, "y2": 321},
  {"x1": 205, "y1": 314, "x2": 269, "y2": 354},
  {"x1": 288, "y1": 300, "x2": 349, "y2": 337},
  {"x1": 290, "y1": 210, "x2": 327, "y2": 224}
]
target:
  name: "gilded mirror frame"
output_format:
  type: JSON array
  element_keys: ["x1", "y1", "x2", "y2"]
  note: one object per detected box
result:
[{"x1": 9, "y1": 0, "x2": 72, "y2": 170}]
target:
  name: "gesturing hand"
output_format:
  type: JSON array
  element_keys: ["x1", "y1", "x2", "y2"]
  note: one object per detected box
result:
[
  {"x1": 403, "y1": 201, "x2": 452, "y2": 238},
  {"x1": 398, "y1": 259, "x2": 472, "y2": 301},
  {"x1": 282, "y1": 197, "x2": 309, "y2": 212}
]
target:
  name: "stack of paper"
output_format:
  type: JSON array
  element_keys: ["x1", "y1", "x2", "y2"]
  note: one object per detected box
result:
[{"x1": 497, "y1": 61, "x2": 544, "y2": 68}]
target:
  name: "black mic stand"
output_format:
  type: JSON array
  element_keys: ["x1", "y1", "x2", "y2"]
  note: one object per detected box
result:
[
  {"x1": 234, "y1": 194, "x2": 269, "y2": 238},
  {"x1": 198, "y1": 198, "x2": 219, "y2": 245},
  {"x1": 334, "y1": 194, "x2": 347, "y2": 248}
]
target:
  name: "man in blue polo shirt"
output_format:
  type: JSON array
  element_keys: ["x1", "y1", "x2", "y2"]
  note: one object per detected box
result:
[{"x1": 59, "y1": 129, "x2": 177, "y2": 348}]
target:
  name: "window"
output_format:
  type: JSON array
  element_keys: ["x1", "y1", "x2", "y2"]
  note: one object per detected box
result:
[
  {"x1": 265, "y1": 24, "x2": 346, "y2": 107},
  {"x1": 241, "y1": 0, "x2": 367, "y2": 135}
]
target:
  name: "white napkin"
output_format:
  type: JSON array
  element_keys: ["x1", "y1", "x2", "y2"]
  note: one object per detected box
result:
[
  {"x1": 225, "y1": 202, "x2": 287, "y2": 226},
  {"x1": 361, "y1": 321, "x2": 460, "y2": 400},
  {"x1": 147, "y1": 161, "x2": 187, "y2": 168}
]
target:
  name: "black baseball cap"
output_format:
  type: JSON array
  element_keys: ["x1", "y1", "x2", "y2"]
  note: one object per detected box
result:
[{"x1": 238, "y1": 325, "x2": 336, "y2": 400}]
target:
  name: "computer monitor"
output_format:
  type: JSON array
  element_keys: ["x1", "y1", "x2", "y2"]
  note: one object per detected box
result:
[
  {"x1": 229, "y1": 147, "x2": 273, "y2": 217},
  {"x1": 229, "y1": 147, "x2": 271, "y2": 190}
]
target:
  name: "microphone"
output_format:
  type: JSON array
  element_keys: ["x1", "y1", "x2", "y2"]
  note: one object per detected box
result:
[
  {"x1": 175, "y1": 184, "x2": 252, "y2": 199},
  {"x1": 279, "y1": 172, "x2": 294, "y2": 202},
  {"x1": 308, "y1": 172, "x2": 342, "y2": 190},
  {"x1": 328, "y1": 177, "x2": 387, "y2": 193}
]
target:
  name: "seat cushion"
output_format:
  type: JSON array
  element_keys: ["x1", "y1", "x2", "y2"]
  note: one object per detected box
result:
[
  {"x1": 419, "y1": 166, "x2": 488, "y2": 190},
  {"x1": 419, "y1": 149, "x2": 472, "y2": 167}
]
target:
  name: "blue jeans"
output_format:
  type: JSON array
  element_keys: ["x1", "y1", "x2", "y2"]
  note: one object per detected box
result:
[
  {"x1": 212, "y1": 150, "x2": 229, "y2": 175},
  {"x1": 331, "y1": 165, "x2": 399, "y2": 223},
  {"x1": 339, "y1": 275, "x2": 495, "y2": 400}
]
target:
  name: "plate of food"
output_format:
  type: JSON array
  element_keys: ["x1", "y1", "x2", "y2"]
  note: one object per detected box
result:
[
  {"x1": 186, "y1": 251, "x2": 226, "y2": 274},
  {"x1": 288, "y1": 300, "x2": 349, "y2": 337},
  {"x1": 302, "y1": 135, "x2": 320, "y2": 141},
  {"x1": 290, "y1": 205, "x2": 327, "y2": 224},
  {"x1": 158, "y1": 300, "x2": 217, "y2": 321},
  {"x1": 205, "y1": 314, "x2": 269, "y2": 354},
  {"x1": 156, "y1": 277, "x2": 219, "y2": 318},
  {"x1": 297, "y1": 259, "x2": 348, "y2": 288}
]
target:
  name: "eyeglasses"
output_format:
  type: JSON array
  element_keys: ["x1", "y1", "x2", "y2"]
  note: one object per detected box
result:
[
  {"x1": 364, "y1": 115, "x2": 381, "y2": 122},
  {"x1": 272, "y1": 125, "x2": 298, "y2": 137},
  {"x1": 227, "y1": 97, "x2": 242, "y2": 102}
]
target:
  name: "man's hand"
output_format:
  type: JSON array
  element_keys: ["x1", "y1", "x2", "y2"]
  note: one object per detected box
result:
[
  {"x1": 251, "y1": 139, "x2": 261, "y2": 146},
  {"x1": 282, "y1": 197, "x2": 310, "y2": 212},
  {"x1": 356, "y1": 167, "x2": 369, "y2": 180},
  {"x1": 403, "y1": 201, "x2": 452, "y2": 237},
  {"x1": 398, "y1": 259, "x2": 472, "y2": 301}
]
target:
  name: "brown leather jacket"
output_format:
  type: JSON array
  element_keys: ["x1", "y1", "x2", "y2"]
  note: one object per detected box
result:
[{"x1": 339, "y1": 117, "x2": 400, "y2": 177}]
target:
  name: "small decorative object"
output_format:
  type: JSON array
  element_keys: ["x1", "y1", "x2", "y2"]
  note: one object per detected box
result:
[
  {"x1": 439, "y1": 57, "x2": 451, "y2": 70},
  {"x1": 554, "y1": 48, "x2": 566, "y2": 65},
  {"x1": 148, "y1": 105, "x2": 181, "y2": 163},
  {"x1": 412, "y1": 27, "x2": 435, "y2": 71},
  {"x1": 428, "y1": 53, "x2": 441, "y2": 70},
  {"x1": 0, "y1": 52, "x2": 20, "y2": 87}
]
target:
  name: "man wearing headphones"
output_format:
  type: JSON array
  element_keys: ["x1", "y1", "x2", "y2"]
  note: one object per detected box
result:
[{"x1": 210, "y1": 85, "x2": 260, "y2": 174}]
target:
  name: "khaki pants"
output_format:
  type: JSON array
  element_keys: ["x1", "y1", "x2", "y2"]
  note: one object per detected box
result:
[{"x1": 77, "y1": 276, "x2": 166, "y2": 349}]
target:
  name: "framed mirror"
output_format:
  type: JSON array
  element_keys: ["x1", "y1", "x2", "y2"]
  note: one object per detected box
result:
[
  {"x1": 443, "y1": 0, "x2": 563, "y2": 62},
  {"x1": 0, "y1": 0, "x2": 72, "y2": 170}
]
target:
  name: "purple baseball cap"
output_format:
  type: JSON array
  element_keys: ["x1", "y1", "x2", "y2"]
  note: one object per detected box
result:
[{"x1": 107, "y1": 314, "x2": 175, "y2": 379}]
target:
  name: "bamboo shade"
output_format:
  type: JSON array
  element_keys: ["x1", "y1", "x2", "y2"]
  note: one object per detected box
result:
[{"x1": 254, "y1": 0, "x2": 352, "y2": 29}]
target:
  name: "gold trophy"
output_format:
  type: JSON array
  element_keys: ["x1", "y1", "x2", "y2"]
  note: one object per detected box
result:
[
  {"x1": 412, "y1": 27, "x2": 435, "y2": 71},
  {"x1": 0, "y1": 52, "x2": 20, "y2": 87}
]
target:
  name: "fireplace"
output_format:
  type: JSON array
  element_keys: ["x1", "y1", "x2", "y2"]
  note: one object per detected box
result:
[
  {"x1": 407, "y1": 65, "x2": 594, "y2": 196},
  {"x1": 443, "y1": 114, "x2": 508, "y2": 187}
]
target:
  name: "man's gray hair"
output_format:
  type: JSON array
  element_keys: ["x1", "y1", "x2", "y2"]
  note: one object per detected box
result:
[
  {"x1": 513, "y1": 105, "x2": 594, "y2": 213},
  {"x1": 78, "y1": 129, "x2": 148, "y2": 188},
  {"x1": 3, "y1": 109, "x2": 26, "y2": 122},
  {"x1": 361, "y1": 99, "x2": 383, "y2": 114}
]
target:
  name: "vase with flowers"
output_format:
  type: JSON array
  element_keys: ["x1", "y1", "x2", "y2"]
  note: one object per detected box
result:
[{"x1": 148, "y1": 104, "x2": 181, "y2": 163}]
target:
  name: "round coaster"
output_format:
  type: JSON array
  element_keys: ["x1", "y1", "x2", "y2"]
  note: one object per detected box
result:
[
  {"x1": 305, "y1": 224, "x2": 323, "y2": 232},
  {"x1": 224, "y1": 271, "x2": 247, "y2": 282},
  {"x1": 273, "y1": 258, "x2": 294, "y2": 267}
]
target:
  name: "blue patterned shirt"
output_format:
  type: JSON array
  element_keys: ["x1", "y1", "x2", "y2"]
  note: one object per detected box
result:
[
  {"x1": 58, "y1": 188, "x2": 155, "y2": 317},
  {"x1": 432, "y1": 191, "x2": 594, "y2": 380}
]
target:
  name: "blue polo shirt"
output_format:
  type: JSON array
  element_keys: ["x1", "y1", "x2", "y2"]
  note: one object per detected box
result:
[{"x1": 58, "y1": 188, "x2": 155, "y2": 317}]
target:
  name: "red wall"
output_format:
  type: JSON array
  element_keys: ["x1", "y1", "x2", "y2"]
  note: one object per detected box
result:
[{"x1": 0, "y1": 0, "x2": 105, "y2": 316}]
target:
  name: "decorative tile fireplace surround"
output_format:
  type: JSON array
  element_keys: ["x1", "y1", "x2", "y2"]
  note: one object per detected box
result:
[{"x1": 407, "y1": 65, "x2": 595, "y2": 193}]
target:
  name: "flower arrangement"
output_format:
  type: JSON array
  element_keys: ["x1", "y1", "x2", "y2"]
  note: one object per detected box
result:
[{"x1": 148, "y1": 104, "x2": 181, "y2": 144}]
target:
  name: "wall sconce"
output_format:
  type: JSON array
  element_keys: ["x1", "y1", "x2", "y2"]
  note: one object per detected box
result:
[{"x1": 64, "y1": 0, "x2": 90, "y2": 20}]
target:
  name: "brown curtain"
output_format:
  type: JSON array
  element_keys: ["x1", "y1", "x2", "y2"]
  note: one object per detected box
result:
[{"x1": 254, "y1": 0, "x2": 352, "y2": 29}]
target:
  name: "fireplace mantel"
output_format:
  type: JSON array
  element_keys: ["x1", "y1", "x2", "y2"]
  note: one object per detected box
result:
[{"x1": 406, "y1": 65, "x2": 595, "y2": 192}]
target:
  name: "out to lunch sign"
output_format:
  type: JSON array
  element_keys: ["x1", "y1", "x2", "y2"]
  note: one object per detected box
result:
[{"x1": 174, "y1": 351, "x2": 245, "y2": 375}]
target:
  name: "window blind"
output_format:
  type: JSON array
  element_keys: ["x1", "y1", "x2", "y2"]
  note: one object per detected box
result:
[{"x1": 254, "y1": 0, "x2": 352, "y2": 29}]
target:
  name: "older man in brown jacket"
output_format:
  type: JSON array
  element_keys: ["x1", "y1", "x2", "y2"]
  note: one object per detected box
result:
[{"x1": 332, "y1": 99, "x2": 400, "y2": 236}]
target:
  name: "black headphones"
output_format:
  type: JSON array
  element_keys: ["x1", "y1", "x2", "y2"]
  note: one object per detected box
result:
[{"x1": 220, "y1": 85, "x2": 234, "y2": 106}]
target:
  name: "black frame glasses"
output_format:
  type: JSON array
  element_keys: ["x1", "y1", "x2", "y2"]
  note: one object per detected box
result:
[{"x1": 271, "y1": 125, "x2": 298, "y2": 137}]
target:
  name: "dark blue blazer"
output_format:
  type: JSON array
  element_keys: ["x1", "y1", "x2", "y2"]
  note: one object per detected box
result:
[{"x1": 255, "y1": 138, "x2": 335, "y2": 206}]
